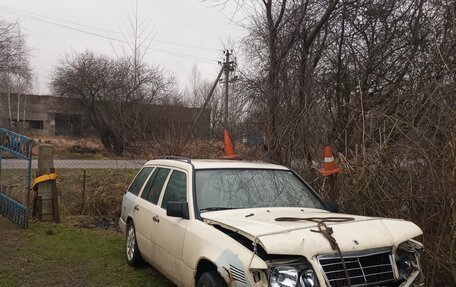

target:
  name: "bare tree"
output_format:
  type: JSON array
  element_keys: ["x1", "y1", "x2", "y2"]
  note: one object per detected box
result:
[
  {"x1": 238, "y1": 0, "x2": 340, "y2": 163},
  {"x1": 0, "y1": 20, "x2": 30, "y2": 77},
  {"x1": 0, "y1": 20, "x2": 32, "y2": 129},
  {"x1": 224, "y1": 0, "x2": 455, "y2": 284},
  {"x1": 51, "y1": 51, "x2": 173, "y2": 155},
  {"x1": 52, "y1": 1, "x2": 180, "y2": 155}
]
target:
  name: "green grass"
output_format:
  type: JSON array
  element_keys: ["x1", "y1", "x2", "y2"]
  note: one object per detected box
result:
[{"x1": 0, "y1": 217, "x2": 171, "y2": 287}]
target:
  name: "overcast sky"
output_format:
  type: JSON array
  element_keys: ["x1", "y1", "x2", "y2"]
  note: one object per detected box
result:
[{"x1": 0, "y1": 0, "x2": 246, "y2": 95}]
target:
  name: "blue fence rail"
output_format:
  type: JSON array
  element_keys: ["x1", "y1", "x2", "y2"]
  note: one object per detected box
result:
[
  {"x1": 0, "y1": 193, "x2": 29, "y2": 228},
  {"x1": 0, "y1": 128, "x2": 33, "y2": 229}
]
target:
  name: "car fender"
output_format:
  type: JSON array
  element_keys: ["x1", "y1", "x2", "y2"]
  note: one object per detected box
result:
[
  {"x1": 120, "y1": 194, "x2": 137, "y2": 228},
  {"x1": 183, "y1": 220, "x2": 267, "y2": 286}
]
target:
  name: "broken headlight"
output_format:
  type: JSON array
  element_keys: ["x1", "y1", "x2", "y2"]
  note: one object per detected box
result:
[
  {"x1": 268, "y1": 260, "x2": 319, "y2": 287},
  {"x1": 395, "y1": 240, "x2": 423, "y2": 281},
  {"x1": 396, "y1": 249, "x2": 415, "y2": 279}
]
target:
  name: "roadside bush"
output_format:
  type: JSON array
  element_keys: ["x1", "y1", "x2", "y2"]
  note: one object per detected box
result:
[{"x1": 298, "y1": 138, "x2": 455, "y2": 286}]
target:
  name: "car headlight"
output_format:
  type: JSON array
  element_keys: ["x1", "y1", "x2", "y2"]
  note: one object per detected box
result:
[
  {"x1": 395, "y1": 249, "x2": 417, "y2": 280},
  {"x1": 269, "y1": 266, "x2": 298, "y2": 287},
  {"x1": 395, "y1": 239, "x2": 423, "y2": 281},
  {"x1": 268, "y1": 263, "x2": 318, "y2": 287}
]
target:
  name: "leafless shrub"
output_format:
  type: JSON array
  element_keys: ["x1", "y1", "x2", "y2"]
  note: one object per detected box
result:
[{"x1": 231, "y1": 0, "x2": 455, "y2": 284}]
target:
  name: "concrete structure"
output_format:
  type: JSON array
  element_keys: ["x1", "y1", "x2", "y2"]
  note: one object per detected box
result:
[
  {"x1": 0, "y1": 94, "x2": 82, "y2": 137},
  {"x1": 0, "y1": 93, "x2": 210, "y2": 137}
]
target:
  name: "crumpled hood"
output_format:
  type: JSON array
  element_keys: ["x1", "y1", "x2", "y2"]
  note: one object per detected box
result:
[{"x1": 201, "y1": 207, "x2": 422, "y2": 257}]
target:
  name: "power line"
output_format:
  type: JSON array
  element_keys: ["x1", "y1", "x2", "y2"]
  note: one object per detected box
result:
[
  {"x1": 0, "y1": 5, "x2": 220, "y2": 51},
  {"x1": 151, "y1": 47, "x2": 216, "y2": 64},
  {"x1": 0, "y1": 6, "x2": 130, "y2": 44},
  {"x1": 0, "y1": 5, "x2": 219, "y2": 64}
]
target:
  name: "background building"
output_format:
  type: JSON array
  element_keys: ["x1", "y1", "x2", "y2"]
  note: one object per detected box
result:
[{"x1": 0, "y1": 93, "x2": 210, "y2": 137}]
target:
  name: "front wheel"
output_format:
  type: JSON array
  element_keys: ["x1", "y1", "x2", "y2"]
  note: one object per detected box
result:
[
  {"x1": 126, "y1": 221, "x2": 144, "y2": 266},
  {"x1": 197, "y1": 271, "x2": 227, "y2": 287}
]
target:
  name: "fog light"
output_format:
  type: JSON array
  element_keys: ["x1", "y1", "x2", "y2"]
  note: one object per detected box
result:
[{"x1": 300, "y1": 269, "x2": 317, "y2": 287}]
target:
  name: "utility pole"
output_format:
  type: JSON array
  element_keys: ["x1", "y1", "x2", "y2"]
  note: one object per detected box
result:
[
  {"x1": 192, "y1": 67, "x2": 223, "y2": 130},
  {"x1": 221, "y1": 49, "x2": 236, "y2": 129},
  {"x1": 223, "y1": 50, "x2": 230, "y2": 129},
  {"x1": 193, "y1": 49, "x2": 237, "y2": 132}
]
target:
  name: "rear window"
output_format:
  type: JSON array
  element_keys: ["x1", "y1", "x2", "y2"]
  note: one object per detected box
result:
[
  {"x1": 141, "y1": 168, "x2": 171, "y2": 204},
  {"x1": 127, "y1": 167, "x2": 154, "y2": 196}
]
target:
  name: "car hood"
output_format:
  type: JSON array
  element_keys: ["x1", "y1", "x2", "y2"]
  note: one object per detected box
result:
[{"x1": 201, "y1": 207, "x2": 422, "y2": 257}]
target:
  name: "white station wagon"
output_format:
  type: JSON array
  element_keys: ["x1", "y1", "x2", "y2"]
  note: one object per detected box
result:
[{"x1": 119, "y1": 157, "x2": 423, "y2": 287}]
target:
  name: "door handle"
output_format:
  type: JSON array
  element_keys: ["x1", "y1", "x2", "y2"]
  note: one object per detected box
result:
[
  {"x1": 134, "y1": 205, "x2": 139, "y2": 211},
  {"x1": 152, "y1": 215, "x2": 160, "y2": 223}
]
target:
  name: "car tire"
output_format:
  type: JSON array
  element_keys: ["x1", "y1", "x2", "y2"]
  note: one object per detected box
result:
[
  {"x1": 197, "y1": 271, "x2": 227, "y2": 287},
  {"x1": 126, "y1": 221, "x2": 144, "y2": 266}
]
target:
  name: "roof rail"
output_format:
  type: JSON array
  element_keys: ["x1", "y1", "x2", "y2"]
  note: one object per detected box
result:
[{"x1": 154, "y1": 156, "x2": 192, "y2": 164}]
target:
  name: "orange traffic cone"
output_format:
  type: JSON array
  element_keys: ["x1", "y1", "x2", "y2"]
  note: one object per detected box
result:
[
  {"x1": 320, "y1": 146, "x2": 342, "y2": 176},
  {"x1": 223, "y1": 130, "x2": 240, "y2": 159}
]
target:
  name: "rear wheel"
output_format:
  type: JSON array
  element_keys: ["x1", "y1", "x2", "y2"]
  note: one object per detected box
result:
[
  {"x1": 126, "y1": 222, "x2": 144, "y2": 266},
  {"x1": 197, "y1": 271, "x2": 227, "y2": 287}
]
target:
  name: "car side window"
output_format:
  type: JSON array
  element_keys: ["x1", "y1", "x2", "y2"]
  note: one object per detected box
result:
[
  {"x1": 127, "y1": 167, "x2": 154, "y2": 196},
  {"x1": 161, "y1": 170, "x2": 187, "y2": 209},
  {"x1": 141, "y1": 168, "x2": 171, "y2": 204}
]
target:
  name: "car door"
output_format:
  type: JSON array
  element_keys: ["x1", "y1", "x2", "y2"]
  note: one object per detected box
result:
[
  {"x1": 151, "y1": 169, "x2": 189, "y2": 285},
  {"x1": 121, "y1": 166, "x2": 154, "y2": 230},
  {"x1": 134, "y1": 167, "x2": 171, "y2": 262}
]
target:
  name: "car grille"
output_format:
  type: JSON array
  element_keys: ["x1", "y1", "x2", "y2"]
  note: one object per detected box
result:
[{"x1": 318, "y1": 249, "x2": 395, "y2": 287}]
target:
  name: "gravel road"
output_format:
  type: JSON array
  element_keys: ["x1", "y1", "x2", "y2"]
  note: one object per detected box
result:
[{"x1": 0, "y1": 159, "x2": 147, "y2": 169}]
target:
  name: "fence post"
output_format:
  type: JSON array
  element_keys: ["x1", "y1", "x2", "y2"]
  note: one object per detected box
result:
[
  {"x1": 36, "y1": 144, "x2": 59, "y2": 222},
  {"x1": 81, "y1": 169, "x2": 86, "y2": 214},
  {"x1": 328, "y1": 175, "x2": 339, "y2": 203}
]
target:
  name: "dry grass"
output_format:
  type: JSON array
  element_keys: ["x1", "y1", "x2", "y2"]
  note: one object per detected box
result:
[
  {"x1": 57, "y1": 169, "x2": 138, "y2": 216},
  {"x1": 298, "y1": 142, "x2": 456, "y2": 286},
  {"x1": 32, "y1": 136, "x2": 106, "y2": 159}
]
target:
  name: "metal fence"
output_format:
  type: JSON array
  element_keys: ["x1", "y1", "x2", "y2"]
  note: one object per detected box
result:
[
  {"x1": 1, "y1": 153, "x2": 146, "y2": 222},
  {"x1": 0, "y1": 128, "x2": 33, "y2": 228},
  {"x1": 52, "y1": 160, "x2": 145, "y2": 216}
]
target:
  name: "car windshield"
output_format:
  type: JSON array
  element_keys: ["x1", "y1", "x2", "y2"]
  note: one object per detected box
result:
[{"x1": 195, "y1": 169, "x2": 325, "y2": 211}]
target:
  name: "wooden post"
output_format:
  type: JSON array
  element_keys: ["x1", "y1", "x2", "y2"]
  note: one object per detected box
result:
[
  {"x1": 451, "y1": 199, "x2": 456, "y2": 286},
  {"x1": 328, "y1": 174, "x2": 339, "y2": 204},
  {"x1": 32, "y1": 171, "x2": 40, "y2": 219},
  {"x1": 37, "y1": 144, "x2": 59, "y2": 222},
  {"x1": 50, "y1": 167, "x2": 60, "y2": 223},
  {"x1": 81, "y1": 170, "x2": 86, "y2": 214}
]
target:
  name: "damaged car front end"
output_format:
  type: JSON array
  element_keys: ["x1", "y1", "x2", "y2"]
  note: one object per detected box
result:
[{"x1": 202, "y1": 208, "x2": 423, "y2": 287}]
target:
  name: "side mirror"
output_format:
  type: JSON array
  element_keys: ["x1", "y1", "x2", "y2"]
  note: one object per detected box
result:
[
  {"x1": 326, "y1": 201, "x2": 339, "y2": 213},
  {"x1": 167, "y1": 201, "x2": 190, "y2": 219}
]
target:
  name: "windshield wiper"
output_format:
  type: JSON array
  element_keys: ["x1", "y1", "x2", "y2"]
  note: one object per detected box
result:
[{"x1": 199, "y1": 207, "x2": 236, "y2": 213}]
